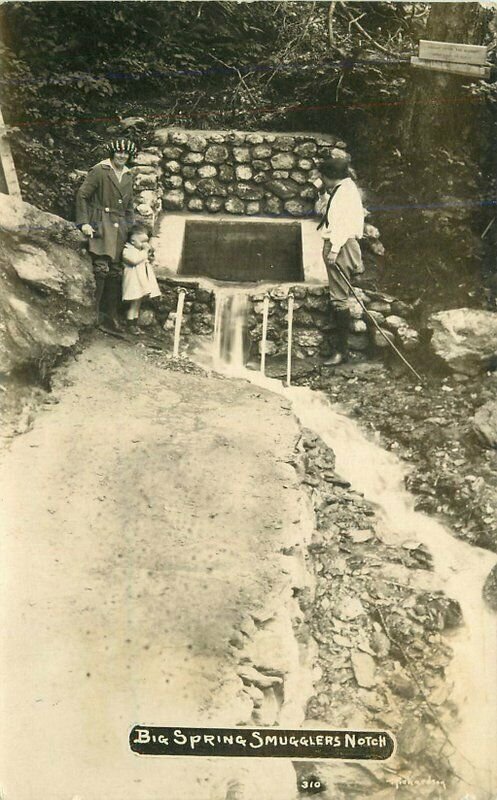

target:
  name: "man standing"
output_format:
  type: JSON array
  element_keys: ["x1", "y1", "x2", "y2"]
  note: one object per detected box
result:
[
  {"x1": 316, "y1": 154, "x2": 364, "y2": 365},
  {"x1": 76, "y1": 139, "x2": 136, "y2": 331}
]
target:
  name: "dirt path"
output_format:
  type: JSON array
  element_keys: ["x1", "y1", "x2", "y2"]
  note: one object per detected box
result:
[{"x1": 0, "y1": 336, "x2": 305, "y2": 800}]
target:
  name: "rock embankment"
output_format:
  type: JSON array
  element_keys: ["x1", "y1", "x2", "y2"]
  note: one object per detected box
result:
[
  {"x1": 0, "y1": 194, "x2": 94, "y2": 378},
  {"x1": 292, "y1": 427, "x2": 464, "y2": 799}
]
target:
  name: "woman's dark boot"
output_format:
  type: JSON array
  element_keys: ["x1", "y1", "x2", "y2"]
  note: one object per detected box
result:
[
  {"x1": 105, "y1": 276, "x2": 124, "y2": 331},
  {"x1": 324, "y1": 308, "x2": 351, "y2": 366},
  {"x1": 95, "y1": 275, "x2": 105, "y2": 326}
]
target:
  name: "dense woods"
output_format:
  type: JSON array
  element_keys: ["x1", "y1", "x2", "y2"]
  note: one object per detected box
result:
[{"x1": 0, "y1": 1, "x2": 496, "y2": 306}]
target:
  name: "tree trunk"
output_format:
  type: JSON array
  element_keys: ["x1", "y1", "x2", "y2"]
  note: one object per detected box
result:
[{"x1": 400, "y1": 2, "x2": 487, "y2": 158}]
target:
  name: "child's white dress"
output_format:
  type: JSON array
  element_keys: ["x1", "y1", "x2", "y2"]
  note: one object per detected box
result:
[{"x1": 122, "y1": 243, "x2": 161, "y2": 301}]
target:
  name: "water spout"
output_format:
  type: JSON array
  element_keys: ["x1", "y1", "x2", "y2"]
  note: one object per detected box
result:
[
  {"x1": 172, "y1": 288, "x2": 187, "y2": 358},
  {"x1": 212, "y1": 290, "x2": 249, "y2": 373},
  {"x1": 286, "y1": 293, "x2": 294, "y2": 387},
  {"x1": 260, "y1": 293, "x2": 270, "y2": 375}
]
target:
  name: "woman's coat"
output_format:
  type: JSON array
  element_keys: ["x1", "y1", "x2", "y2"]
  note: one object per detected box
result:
[{"x1": 76, "y1": 160, "x2": 135, "y2": 261}]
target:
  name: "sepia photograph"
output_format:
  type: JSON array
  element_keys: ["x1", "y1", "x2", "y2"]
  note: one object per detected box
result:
[{"x1": 0, "y1": 1, "x2": 496, "y2": 798}]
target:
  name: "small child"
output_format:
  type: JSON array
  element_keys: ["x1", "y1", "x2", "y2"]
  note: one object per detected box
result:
[{"x1": 122, "y1": 225, "x2": 161, "y2": 331}]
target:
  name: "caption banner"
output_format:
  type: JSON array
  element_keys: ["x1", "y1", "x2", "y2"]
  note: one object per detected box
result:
[{"x1": 130, "y1": 726, "x2": 395, "y2": 760}]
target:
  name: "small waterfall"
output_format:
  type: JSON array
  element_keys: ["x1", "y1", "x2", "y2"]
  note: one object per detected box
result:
[
  {"x1": 204, "y1": 352, "x2": 497, "y2": 797},
  {"x1": 212, "y1": 289, "x2": 249, "y2": 372}
]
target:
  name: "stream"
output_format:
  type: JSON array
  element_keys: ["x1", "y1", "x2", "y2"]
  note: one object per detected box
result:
[{"x1": 195, "y1": 284, "x2": 497, "y2": 798}]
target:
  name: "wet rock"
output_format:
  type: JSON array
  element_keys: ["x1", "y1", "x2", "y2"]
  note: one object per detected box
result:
[
  {"x1": 366, "y1": 308, "x2": 385, "y2": 327},
  {"x1": 294, "y1": 330, "x2": 324, "y2": 349},
  {"x1": 197, "y1": 164, "x2": 217, "y2": 178},
  {"x1": 181, "y1": 166, "x2": 196, "y2": 179},
  {"x1": 186, "y1": 134, "x2": 207, "y2": 152},
  {"x1": 263, "y1": 197, "x2": 284, "y2": 215},
  {"x1": 335, "y1": 597, "x2": 366, "y2": 621},
  {"x1": 225, "y1": 197, "x2": 245, "y2": 215},
  {"x1": 384, "y1": 315, "x2": 407, "y2": 331},
  {"x1": 165, "y1": 160, "x2": 185, "y2": 177},
  {"x1": 284, "y1": 199, "x2": 314, "y2": 217},
  {"x1": 271, "y1": 152, "x2": 296, "y2": 170},
  {"x1": 300, "y1": 186, "x2": 318, "y2": 200},
  {"x1": 391, "y1": 299, "x2": 413, "y2": 317},
  {"x1": 245, "y1": 132, "x2": 264, "y2": 145},
  {"x1": 133, "y1": 172, "x2": 158, "y2": 191},
  {"x1": 235, "y1": 184, "x2": 264, "y2": 201},
  {"x1": 396, "y1": 326, "x2": 420, "y2": 350},
  {"x1": 266, "y1": 179, "x2": 299, "y2": 200},
  {"x1": 168, "y1": 130, "x2": 189, "y2": 146},
  {"x1": 351, "y1": 651, "x2": 376, "y2": 687},
  {"x1": 162, "y1": 189, "x2": 185, "y2": 211},
  {"x1": 246, "y1": 202, "x2": 260, "y2": 216},
  {"x1": 134, "y1": 151, "x2": 162, "y2": 167},
  {"x1": 205, "y1": 196, "x2": 224, "y2": 213},
  {"x1": 237, "y1": 665, "x2": 283, "y2": 690},
  {"x1": 273, "y1": 135, "x2": 295, "y2": 151},
  {"x1": 252, "y1": 145, "x2": 272, "y2": 159},
  {"x1": 295, "y1": 141, "x2": 317, "y2": 157},
  {"x1": 368, "y1": 300, "x2": 392, "y2": 315},
  {"x1": 428, "y1": 308, "x2": 497, "y2": 375},
  {"x1": 483, "y1": 563, "x2": 497, "y2": 610},
  {"x1": 387, "y1": 669, "x2": 416, "y2": 699},
  {"x1": 290, "y1": 170, "x2": 307, "y2": 185},
  {"x1": 347, "y1": 529, "x2": 373, "y2": 544},
  {"x1": 233, "y1": 147, "x2": 251, "y2": 163},
  {"x1": 205, "y1": 144, "x2": 229, "y2": 164},
  {"x1": 164, "y1": 175, "x2": 183, "y2": 189},
  {"x1": 472, "y1": 400, "x2": 497, "y2": 448},
  {"x1": 257, "y1": 340, "x2": 277, "y2": 356},
  {"x1": 181, "y1": 151, "x2": 204, "y2": 165},
  {"x1": 373, "y1": 329, "x2": 395, "y2": 348},
  {"x1": 161, "y1": 146, "x2": 183, "y2": 160},
  {"x1": 350, "y1": 320, "x2": 367, "y2": 334},
  {"x1": 218, "y1": 164, "x2": 235, "y2": 182},
  {"x1": 235, "y1": 165, "x2": 253, "y2": 181},
  {"x1": 187, "y1": 197, "x2": 204, "y2": 212},
  {"x1": 197, "y1": 178, "x2": 228, "y2": 198},
  {"x1": 396, "y1": 717, "x2": 427, "y2": 758}
]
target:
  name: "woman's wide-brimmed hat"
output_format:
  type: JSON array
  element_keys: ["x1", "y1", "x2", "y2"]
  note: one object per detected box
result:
[{"x1": 107, "y1": 139, "x2": 137, "y2": 156}]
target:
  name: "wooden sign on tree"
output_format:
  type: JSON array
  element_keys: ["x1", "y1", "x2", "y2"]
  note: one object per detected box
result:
[
  {"x1": 0, "y1": 107, "x2": 21, "y2": 198},
  {"x1": 411, "y1": 39, "x2": 491, "y2": 79}
]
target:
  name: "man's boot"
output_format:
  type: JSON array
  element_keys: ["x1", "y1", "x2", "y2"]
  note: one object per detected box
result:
[
  {"x1": 94, "y1": 275, "x2": 105, "y2": 326},
  {"x1": 104, "y1": 276, "x2": 124, "y2": 332},
  {"x1": 324, "y1": 307, "x2": 351, "y2": 366}
]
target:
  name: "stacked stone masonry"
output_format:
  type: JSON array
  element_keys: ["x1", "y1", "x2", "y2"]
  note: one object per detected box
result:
[
  {"x1": 131, "y1": 148, "x2": 164, "y2": 226},
  {"x1": 147, "y1": 280, "x2": 419, "y2": 361},
  {"x1": 152, "y1": 128, "x2": 352, "y2": 218}
]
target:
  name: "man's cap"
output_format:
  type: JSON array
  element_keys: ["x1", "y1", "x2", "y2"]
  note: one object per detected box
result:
[{"x1": 320, "y1": 153, "x2": 350, "y2": 180}]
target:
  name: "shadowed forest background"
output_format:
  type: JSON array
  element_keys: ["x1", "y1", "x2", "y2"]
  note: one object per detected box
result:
[{"x1": 0, "y1": 0, "x2": 496, "y2": 309}]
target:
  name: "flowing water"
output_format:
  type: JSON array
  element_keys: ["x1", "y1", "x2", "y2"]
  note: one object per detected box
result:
[
  {"x1": 212, "y1": 289, "x2": 249, "y2": 373},
  {"x1": 201, "y1": 287, "x2": 497, "y2": 798}
]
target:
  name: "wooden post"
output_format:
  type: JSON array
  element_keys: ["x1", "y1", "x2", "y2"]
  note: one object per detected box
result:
[{"x1": 0, "y1": 107, "x2": 21, "y2": 198}]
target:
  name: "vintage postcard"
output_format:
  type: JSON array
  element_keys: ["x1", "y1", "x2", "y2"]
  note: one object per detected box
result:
[{"x1": 0, "y1": 1, "x2": 496, "y2": 798}]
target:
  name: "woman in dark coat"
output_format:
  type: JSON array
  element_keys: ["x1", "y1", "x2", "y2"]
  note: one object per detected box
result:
[{"x1": 76, "y1": 139, "x2": 136, "y2": 330}]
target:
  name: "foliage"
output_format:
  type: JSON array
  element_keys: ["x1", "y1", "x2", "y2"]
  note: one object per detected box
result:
[
  {"x1": 0, "y1": 1, "x2": 428, "y2": 215},
  {"x1": 0, "y1": 1, "x2": 496, "y2": 304}
]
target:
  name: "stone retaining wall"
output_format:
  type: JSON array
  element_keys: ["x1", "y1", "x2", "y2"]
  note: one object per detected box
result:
[
  {"x1": 151, "y1": 128, "x2": 353, "y2": 219},
  {"x1": 144, "y1": 278, "x2": 419, "y2": 362}
]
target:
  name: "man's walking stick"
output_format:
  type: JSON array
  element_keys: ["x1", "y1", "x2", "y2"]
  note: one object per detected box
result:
[{"x1": 333, "y1": 263, "x2": 424, "y2": 384}]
